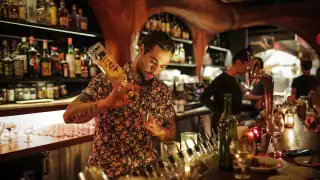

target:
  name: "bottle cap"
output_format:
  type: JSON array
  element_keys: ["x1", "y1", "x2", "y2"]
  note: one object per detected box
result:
[
  {"x1": 30, "y1": 36, "x2": 34, "y2": 44},
  {"x1": 68, "y1": 38, "x2": 72, "y2": 45}
]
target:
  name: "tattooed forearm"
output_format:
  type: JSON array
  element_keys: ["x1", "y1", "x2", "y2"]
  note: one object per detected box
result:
[
  {"x1": 76, "y1": 93, "x2": 95, "y2": 103},
  {"x1": 69, "y1": 103, "x2": 99, "y2": 123}
]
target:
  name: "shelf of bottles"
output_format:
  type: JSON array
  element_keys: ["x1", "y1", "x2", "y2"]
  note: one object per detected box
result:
[
  {"x1": 140, "y1": 13, "x2": 196, "y2": 68},
  {"x1": 0, "y1": 0, "x2": 102, "y2": 38},
  {"x1": 204, "y1": 34, "x2": 229, "y2": 67},
  {"x1": 0, "y1": 1, "x2": 104, "y2": 106}
]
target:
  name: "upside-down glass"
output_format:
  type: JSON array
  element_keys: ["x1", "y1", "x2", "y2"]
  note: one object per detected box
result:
[
  {"x1": 230, "y1": 137, "x2": 255, "y2": 179},
  {"x1": 24, "y1": 125, "x2": 33, "y2": 143},
  {"x1": 0, "y1": 122, "x2": 5, "y2": 145},
  {"x1": 266, "y1": 112, "x2": 285, "y2": 158}
]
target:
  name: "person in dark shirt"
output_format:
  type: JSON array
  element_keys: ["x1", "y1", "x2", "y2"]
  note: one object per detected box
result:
[
  {"x1": 200, "y1": 49, "x2": 250, "y2": 132},
  {"x1": 288, "y1": 60, "x2": 317, "y2": 102}
]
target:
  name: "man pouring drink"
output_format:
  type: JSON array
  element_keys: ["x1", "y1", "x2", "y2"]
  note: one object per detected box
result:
[{"x1": 63, "y1": 31, "x2": 176, "y2": 177}]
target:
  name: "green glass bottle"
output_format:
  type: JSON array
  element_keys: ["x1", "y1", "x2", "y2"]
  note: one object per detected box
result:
[{"x1": 218, "y1": 94, "x2": 238, "y2": 171}]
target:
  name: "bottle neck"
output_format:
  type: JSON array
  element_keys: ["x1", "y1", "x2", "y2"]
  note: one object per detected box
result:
[{"x1": 223, "y1": 96, "x2": 232, "y2": 115}]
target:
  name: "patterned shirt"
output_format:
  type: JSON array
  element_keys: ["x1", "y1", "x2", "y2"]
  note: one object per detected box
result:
[{"x1": 83, "y1": 62, "x2": 175, "y2": 177}]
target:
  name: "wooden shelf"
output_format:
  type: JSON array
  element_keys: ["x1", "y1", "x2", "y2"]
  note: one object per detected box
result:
[
  {"x1": 0, "y1": 19, "x2": 103, "y2": 38},
  {"x1": 168, "y1": 63, "x2": 196, "y2": 67},
  {"x1": 0, "y1": 134, "x2": 93, "y2": 161},
  {"x1": 141, "y1": 31, "x2": 229, "y2": 52},
  {"x1": 0, "y1": 77, "x2": 91, "y2": 84},
  {"x1": 0, "y1": 96, "x2": 77, "y2": 117}
]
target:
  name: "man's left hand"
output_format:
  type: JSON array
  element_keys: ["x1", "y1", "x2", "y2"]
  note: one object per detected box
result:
[{"x1": 143, "y1": 115, "x2": 165, "y2": 137}]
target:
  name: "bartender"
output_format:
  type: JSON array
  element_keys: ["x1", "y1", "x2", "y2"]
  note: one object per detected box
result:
[
  {"x1": 63, "y1": 31, "x2": 176, "y2": 177},
  {"x1": 200, "y1": 49, "x2": 250, "y2": 132},
  {"x1": 288, "y1": 59, "x2": 317, "y2": 102}
]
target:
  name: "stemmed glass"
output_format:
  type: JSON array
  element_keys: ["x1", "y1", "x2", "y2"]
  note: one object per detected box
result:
[
  {"x1": 230, "y1": 136, "x2": 256, "y2": 179},
  {"x1": 0, "y1": 122, "x2": 5, "y2": 145},
  {"x1": 266, "y1": 112, "x2": 285, "y2": 158},
  {"x1": 5, "y1": 122, "x2": 16, "y2": 141},
  {"x1": 24, "y1": 125, "x2": 33, "y2": 143},
  {"x1": 13, "y1": 124, "x2": 21, "y2": 140}
]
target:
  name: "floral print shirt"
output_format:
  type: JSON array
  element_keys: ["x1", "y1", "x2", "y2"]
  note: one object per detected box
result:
[{"x1": 83, "y1": 62, "x2": 175, "y2": 177}]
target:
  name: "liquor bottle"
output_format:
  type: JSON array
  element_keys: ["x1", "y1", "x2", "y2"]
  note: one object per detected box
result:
[
  {"x1": 88, "y1": 55, "x2": 97, "y2": 78},
  {"x1": 41, "y1": 40, "x2": 51, "y2": 77},
  {"x1": 20, "y1": 37, "x2": 28, "y2": 75},
  {"x1": 66, "y1": 38, "x2": 75, "y2": 78},
  {"x1": 165, "y1": 14, "x2": 171, "y2": 35},
  {"x1": 26, "y1": 0, "x2": 37, "y2": 23},
  {"x1": 218, "y1": 93, "x2": 237, "y2": 171},
  {"x1": 49, "y1": 0, "x2": 57, "y2": 25},
  {"x1": 160, "y1": 13, "x2": 166, "y2": 32},
  {"x1": 79, "y1": 8, "x2": 88, "y2": 31},
  {"x1": 87, "y1": 42, "x2": 138, "y2": 100},
  {"x1": 28, "y1": 36, "x2": 40, "y2": 78},
  {"x1": 58, "y1": 0, "x2": 68, "y2": 28},
  {"x1": 18, "y1": 0, "x2": 26, "y2": 20},
  {"x1": 70, "y1": 4, "x2": 77, "y2": 29},
  {"x1": 51, "y1": 46, "x2": 61, "y2": 77},
  {"x1": 2, "y1": 40, "x2": 13, "y2": 78},
  {"x1": 74, "y1": 48, "x2": 81, "y2": 76},
  {"x1": 12, "y1": 40, "x2": 24, "y2": 78},
  {"x1": 7, "y1": 0, "x2": 18, "y2": 20},
  {"x1": 179, "y1": 43, "x2": 185, "y2": 64},
  {"x1": 1, "y1": 0, "x2": 9, "y2": 19}
]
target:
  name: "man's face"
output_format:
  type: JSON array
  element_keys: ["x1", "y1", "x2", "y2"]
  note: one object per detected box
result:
[
  {"x1": 138, "y1": 45, "x2": 172, "y2": 81},
  {"x1": 236, "y1": 59, "x2": 249, "y2": 74}
]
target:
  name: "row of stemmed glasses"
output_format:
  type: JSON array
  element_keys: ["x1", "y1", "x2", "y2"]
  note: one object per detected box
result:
[
  {"x1": 113, "y1": 129, "x2": 221, "y2": 180},
  {"x1": 0, "y1": 122, "x2": 33, "y2": 143}
]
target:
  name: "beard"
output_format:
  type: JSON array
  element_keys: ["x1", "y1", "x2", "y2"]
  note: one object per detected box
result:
[{"x1": 137, "y1": 66, "x2": 154, "y2": 86}]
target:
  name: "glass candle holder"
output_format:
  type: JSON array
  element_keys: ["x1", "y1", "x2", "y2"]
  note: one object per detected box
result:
[
  {"x1": 161, "y1": 141, "x2": 180, "y2": 160},
  {"x1": 285, "y1": 112, "x2": 295, "y2": 128},
  {"x1": 181, "y1": 132, "x2": 197, "y2": 150}
]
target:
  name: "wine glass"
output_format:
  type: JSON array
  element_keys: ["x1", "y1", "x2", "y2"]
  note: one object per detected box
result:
[
  {"x1": 230, "y1": 137, "x2": 256, "y2": 179},
  {"x1": 266, "y1": 113, "x2": 285, "y2": 158},
  {"x1": 5, "y1": 122, "x2": 16, "y2": 141},
  {"x1": 13, "y1": 124, "x2": 21, "y2": 140},
  {"x1": 24, "y1": 125, "x2": 33, "y2": 143},
  {"x1": 0, "y1": 122, "x2": 5, "y2": 145}
]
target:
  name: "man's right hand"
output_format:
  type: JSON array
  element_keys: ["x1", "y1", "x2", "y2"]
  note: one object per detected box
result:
[{"x1": 100, "y1": 83, "x2": 140, "y2": 109}]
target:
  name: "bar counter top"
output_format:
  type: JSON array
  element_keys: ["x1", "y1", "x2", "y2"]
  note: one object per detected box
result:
[
  {"x1": 175, "y1": 106, "x2": 211, "y2": 121},
  {"x1": 0, "y1": 97, "x2": 76, "y2": 117},
  {"x1": 0, "y1": 134, "x2": 93, "y2": 161}
]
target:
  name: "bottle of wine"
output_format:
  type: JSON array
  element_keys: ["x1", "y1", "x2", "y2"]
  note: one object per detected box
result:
[{"x1": 218, "y1": 93, "x2": 238, "y2": 171}]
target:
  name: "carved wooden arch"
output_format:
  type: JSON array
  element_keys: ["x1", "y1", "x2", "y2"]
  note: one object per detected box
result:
[{"x1": 89, "y1": 0, "x2": 320, "y2": 79}]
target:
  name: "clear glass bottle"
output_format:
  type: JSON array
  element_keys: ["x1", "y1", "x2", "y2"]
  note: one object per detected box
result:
[
  {"x1": 66, "y1": 38, "x2": 75, "y2": 78},
  {"x1": 70, "y1": 4, "x2": 77, "y2": 29},
  {"x1": 74, "y1": 48, "x2": 81, "y2": 76},
  {"x1": 20, "y1": 37, "x2": 28, "y2": 76},
  {"x1": 2, "y1": 40, "x2": 13, "y2": 78}
]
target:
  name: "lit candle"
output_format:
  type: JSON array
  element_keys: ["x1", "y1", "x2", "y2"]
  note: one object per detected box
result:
[
  {"x1": 184, "y1": 164, "x2": 191, "y2": 178},
  {"x1": 285, "y1": 113, "x2": 295, "y2": 128}
]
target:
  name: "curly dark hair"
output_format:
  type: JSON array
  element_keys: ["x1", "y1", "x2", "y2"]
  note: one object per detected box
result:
[
  {"x1": 141, "y1": 30, "x2": 175, "y2": 55},
  {"x1": 301, "y1": 60, "x2": 312, "y2": 71}
]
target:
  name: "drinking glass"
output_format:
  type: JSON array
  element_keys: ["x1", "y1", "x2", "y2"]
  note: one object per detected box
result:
[
  {"x1": 0, "y1": 122, "x2": 5, "y2": 145},
  {"x1": 230, "y1": 137, "x2": 255, "y2": 179},
  {"x1": 13, "y1": 124, "x2": 21, "y2": 140},
  {"x1": 266, "y1": 113, "x2": 285, "y2": 158},
  {"x1": 5, "y1": 122, "x2": 16, "y2": 141},
  {"x1": 24, "y1": 125, "x2": 33, "y2": 143},
  {"x1": 161, "y1": 141, "x2": 180, "y2": 160}
]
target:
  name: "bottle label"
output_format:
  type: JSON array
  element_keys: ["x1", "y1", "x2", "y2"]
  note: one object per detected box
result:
[
  {"x1": 13, "y1": 60, "x2": 24, "y2": 77},
  {"x1": 20, "y1": 55, "x2": 27, "y2": 73},
  {"x1": 9, "y1": 11, "x2": 18, "y2": 19},
  {"x1": 41, "y1": 62, "x2": 51, "y2": 76},
  {"x1": 66, "y1": 54, "x2": 75, "y2": 71},
  {"x1": 4, "y1": 63, "x2": 13, "y2": 76},
  {"x1": 75, "y1": 60, "x2": 82, "y2": 74},
  {"x1": 59, "y1": 17, "x2": 69, "y2": 27},
  {"x1": 80, "y1": 22, "x2": 87, "y2": 31}
]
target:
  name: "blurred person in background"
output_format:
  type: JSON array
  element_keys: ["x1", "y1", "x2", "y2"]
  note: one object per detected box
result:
[
  {"x1": 200, "y1": 49, "x2": 250, "y2": 132},
  {"x1": 288, "y1": 60, "x2": 316, "y2": 102}
]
